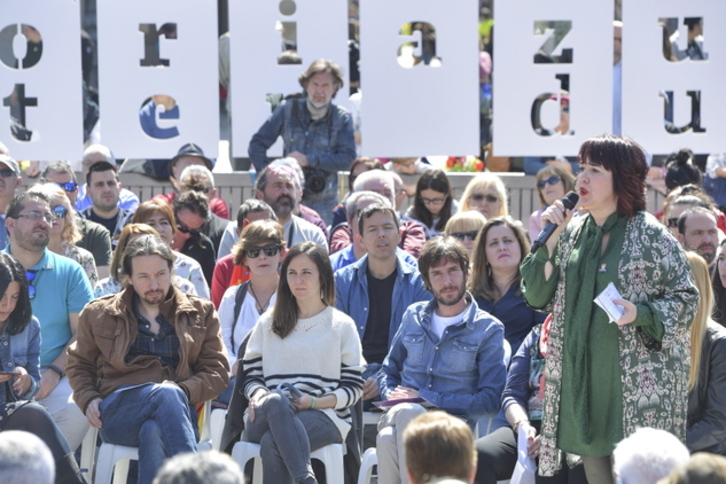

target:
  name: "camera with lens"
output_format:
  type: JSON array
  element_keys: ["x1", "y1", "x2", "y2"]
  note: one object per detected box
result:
[{"x1": 302, "y1": 167, "x2": 327, "y2": 194}]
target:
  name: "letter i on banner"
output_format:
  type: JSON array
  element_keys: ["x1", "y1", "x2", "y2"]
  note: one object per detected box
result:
[
  {"x1": 0, "y1": 0, "x2": 83, "y2": 160},
  {"x1": 97, "y1": 0, "x2": 219, "y2": 159},
  {"x1": 493, "y1": 0, "x2": 612, "y2": 157},
  {"x1": 360, "y1": 0, "x2": 479, "y2": 158},
  {"x1": 229, "y1": 0, "x2": 349, "y2": 158},
  {"x1": 622, "y1": 0, "x2": 726, "y2": 154}
]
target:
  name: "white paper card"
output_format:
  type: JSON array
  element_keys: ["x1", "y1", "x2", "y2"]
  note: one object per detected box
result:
[
  {"x1": 511, "y1": 425, "x2": 536, "y2": 484},
  {"x1": 594, "y1": 282, "x2": 625, "y2": 323}
]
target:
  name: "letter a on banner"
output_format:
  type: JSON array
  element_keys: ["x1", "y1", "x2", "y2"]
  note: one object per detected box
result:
[
  {"x1": 0, "y1": 0, "x2": 82, "y2": 160},
  {"x1": 229, "y1": 0, "x2": 349, "y2": 158},
  {"x1": 97, "y1": 0, "x2": 219, "y2": 159},
  {"x1": 622, "y1": 0, "x2": 725, "y2": 154},
  {"x1": 360, "y1": 0, "x2": 479, "y2": 157},
  {"x1": 493, "y1": 0, "x2": 611, "y2": 156}
]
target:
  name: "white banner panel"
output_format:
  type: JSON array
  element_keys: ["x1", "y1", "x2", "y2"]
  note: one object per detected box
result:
[
  {"x1": 97, "y1": 0, "x2": 219, "y2": 159},
  {"x1": 360, "y1": 0, "x2": 479, "y2": 158},
  {"x1": 493, "y1": 0, "x2": 612, "y2": 156},
  {"x1": 229, "y1": 0, "x2": 350, "y2": 158},
  {"x1": 622, "y1": 1, "x2": 726, "y2": 154},
  {"x1": 0, "y1": 0, "x2": 82, "y2": 160}
]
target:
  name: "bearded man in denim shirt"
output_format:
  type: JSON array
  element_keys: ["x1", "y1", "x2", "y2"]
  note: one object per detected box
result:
[
  {"x1": 248, "y1": 59, "x2": 355, "y2": 226},
  {"x1": 376, "y1": 236, "x2": 508, "y2": 484}
]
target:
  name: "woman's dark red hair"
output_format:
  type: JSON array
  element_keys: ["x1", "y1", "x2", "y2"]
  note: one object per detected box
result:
[{"x1": 578, "y1": 135, "x2": 647, "y2": 217}]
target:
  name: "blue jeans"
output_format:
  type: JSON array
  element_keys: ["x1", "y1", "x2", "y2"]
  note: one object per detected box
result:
[
  {"x1": 99, "y1": 382, "x2": 198, "y2": 484},
  {"x1": 244, "y1": 392, "x2": 341, "y2": 484}
]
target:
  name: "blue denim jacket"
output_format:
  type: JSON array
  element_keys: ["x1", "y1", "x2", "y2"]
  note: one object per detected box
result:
[
  {"x1": 334, "y1": 253, "x2": 431, "y2": 349},
  {"x1": 248, "y1": 97, "x2": 356, "y2": 202},
  {"x1": 378, "y1": 295, "x2": 508, "y2": 425},
  {"x1": 0, "y1": 316, "x2": 41, "y2": 404}
]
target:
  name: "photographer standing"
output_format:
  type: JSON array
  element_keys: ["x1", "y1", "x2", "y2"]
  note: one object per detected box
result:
[{"x1": 249, "y1": 59, "x2": 356, "y2": 226}]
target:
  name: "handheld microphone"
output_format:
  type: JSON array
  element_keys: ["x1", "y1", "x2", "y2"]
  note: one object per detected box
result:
[{"x1": 530, "y1": 191, "x2": 579, "y2": 253}]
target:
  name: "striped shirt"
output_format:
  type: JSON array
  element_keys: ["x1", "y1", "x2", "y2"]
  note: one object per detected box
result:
[{"x1": 242, "y1": 306, "x2": 365, "y2": 440}]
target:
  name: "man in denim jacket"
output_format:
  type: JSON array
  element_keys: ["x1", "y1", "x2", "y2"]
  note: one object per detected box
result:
[
  {"x1": 376, "y1": 236, "x2": 508, "y2": 484},
  {"x1": 335, "y1": 204, "x2": 431, "y2": 409},
  {"x1": 248, "y1": 59, "x2": 355, "y2": 225}
]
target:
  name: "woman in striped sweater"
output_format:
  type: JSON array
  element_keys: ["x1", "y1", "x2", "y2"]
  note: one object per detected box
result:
[{"x1": 241, "y1": 241, "x2": 365, "y2": 484}]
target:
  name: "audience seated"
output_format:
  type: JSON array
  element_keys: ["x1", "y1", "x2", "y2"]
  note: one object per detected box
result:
[
  {"x1": 612, "y1": 427, "x2": 689, "y2": 484},
  {"x1": 329, "y1": 157, "x2": 386, "y2": 234},
  {"x1": 528, "y1": 166, "x2": 576, "y2": 242},
  {"x1": 131, "y1": 200, "x2": 210, "y2": 298},
  {"x1": 376, "y1": 237, "x2": 507, "y2": 484},
  {"x1": 171, "y1": 191, "x2": 217, "y2": 286},
  {"x1": 406, "y1": 169, "x2": 458, "y2": 239},
  {"x1": 677, "y1": 207, "x2": 720, "y2": 275},
  {"x1": 212, "y1": 200, "x2": 277, "y2": 308},
  {"x1": 77, "y1": 161, "x2": 135, "y2": 244},
  {"x1": 94, "y1": 224, "x2": 197, "y2": 298},
  {"x1": 41, "y1": 161, "x2": 112, "y2": 279},
  {"x1": 5, "y1": 192, "x2": 93, "y2": 452},
  {"x1": 459, "y1": 172, "x2": 508, "y2": 219},
  {"x1": 67, "y1": 235, "x2": 229, "y2": 484},
  {"x1": 444, "y1": 211, "x2": 487, "y2": 258},
  {"x1": 404, "y1": 411, "x2": 477, "y2": 484},
  {"x1": 470, "y1": 217, "x2": 546, "y2": 355},
  {"x1": 77, "y1": 144, "x2": 139, "y2": 212},
  {"x1": 174, "y1": 165, "x2": 229, "y2": 253},
  {"x1": 0, "y1": 154, "x2": 23, "y2": 251},
  {"x1": 335, "y1": 204, "x2": 431, "y2": 414},
  {"x1": 152, "y1": 142, "x2": 229, "y2": 219}
]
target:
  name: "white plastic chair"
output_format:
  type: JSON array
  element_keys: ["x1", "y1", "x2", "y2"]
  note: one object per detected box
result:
[
  {"x1": 210, "y1": 408, "x2": 227, "y2": 451},
  {"x1": 91, "y1": 401, "x2": 213, "y2": 484},
  {"x1": 231, "y1": 441, "x2": 346, "y2": 484},
  {"x1": 357, "y1": 447, "x2": 377, "y2": 484}
]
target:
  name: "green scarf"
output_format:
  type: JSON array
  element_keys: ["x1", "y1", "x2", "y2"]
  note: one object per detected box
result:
[{"x1": 561, "y1": 212, "x2": 621, "y2": 445}]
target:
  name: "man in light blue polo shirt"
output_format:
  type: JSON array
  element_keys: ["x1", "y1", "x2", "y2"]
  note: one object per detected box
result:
[{"x1": 5, "y1": 192, "x2": 93, "y2": 451}]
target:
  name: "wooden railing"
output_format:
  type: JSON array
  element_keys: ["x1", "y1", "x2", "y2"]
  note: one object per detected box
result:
[{"x1": 118, "y1": 171, "x2": 667, "y2": 232}]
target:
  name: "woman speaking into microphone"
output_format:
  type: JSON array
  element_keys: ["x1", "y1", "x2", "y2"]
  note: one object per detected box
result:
[{"x1": 520, "y1": 135, "x2": 698, "y2": 484}]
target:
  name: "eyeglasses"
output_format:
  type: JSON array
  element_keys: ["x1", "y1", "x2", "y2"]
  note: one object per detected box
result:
[
  {"x1": 25, "y1": 270, "x2": 37, "y2": 299},
  {"x1": 244, "y1": 244, "x2": 281, "y2": 259},
  {"x1": 0, "y1": 169, "x2": 16, "y2": 178},
  {"x1": 451, "y1": 231, "x2": 479, "y2": 242},
  {"x1": 537, "y1": 175, "x2": 562, "y2": 189},
  {"x1": 419, "y1": 196, "x2": 447, "y2": 206},
  {"x1": 56, "y1": 182, "x2": 78, "y2": 192},
  {"x1": 667, "y1": 217, "x2": 679, "y2": 228},
  {"x1": 470, "y1": 194, "x2": 499, "y2": 203},
  {"x1": 52, "y1": 206, "x2": 68, "y2": 219},
  {"x1": 176, "y1": 219, "x2": 203, "y2": 236},
  {"x1": 16, "y1": 211, "x2": 55, "y2": 224}
]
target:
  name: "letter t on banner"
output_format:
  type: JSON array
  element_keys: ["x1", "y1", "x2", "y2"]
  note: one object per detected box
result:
[
  {"x1": 493, "y1": 0, "x2": 612, "y2": 156},
  {"x1": 0, "y1": 0, "x2": 82, "y2": 160},
  {"x1": 622, "y1": 0, "x2": 725, "y2": 154},
  {"x1": 97, "y1": 0, "x2": 219, "y2": 159},
  {"x1": 360, "y1": 0, "x2": 479, "y2": 158}
]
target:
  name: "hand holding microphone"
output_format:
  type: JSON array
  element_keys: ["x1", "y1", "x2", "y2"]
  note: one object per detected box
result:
[{"x1": 531, "y1": 191, "x2": 579, "y2": 253}]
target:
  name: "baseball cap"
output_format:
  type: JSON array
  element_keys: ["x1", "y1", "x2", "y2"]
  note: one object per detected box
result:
[{"x1": 0, "y1": 154, "x2": 21, "y2": 176}]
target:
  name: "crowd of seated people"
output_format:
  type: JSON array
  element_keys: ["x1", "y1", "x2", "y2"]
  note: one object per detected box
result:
[{"x1": 0, "y1": 133, "x2": 725, "y2": 484}]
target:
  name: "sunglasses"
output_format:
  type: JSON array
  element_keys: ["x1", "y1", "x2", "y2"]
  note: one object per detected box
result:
[
  {"x1": 470, "y1": 194, "x2": 499, "y2": 203},
  {"x1": 451, "y1": 230, "x2": 479, "y2": 242},
  {"x1": 176, "y1": 220, "x2": 203, "y2": 236},
  {"x1": 52, "y1": 206, "x2": 68, "y2": 219},
  {"x1": 537, "y1": 175, "x2": 562, "y2": 189},
  {"x1": 25, "y1": 270, "x2": 37, "y2": 299},
  {"x1": 0, "y1": 169, "x2": 16, "y2": 178},
  {"x1": 56, "y1": 182, "x2": 78, "y2": 192},
  {"x1": 244, "y1": 244, "x2": 281, "y2": 259}
]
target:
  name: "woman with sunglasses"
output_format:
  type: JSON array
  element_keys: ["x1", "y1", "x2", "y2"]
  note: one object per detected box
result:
[
  {"x1": 529, "y1": 166, "x2": 576, "y2": 242},
  {"x1": 406, "y1": 168, "x2": 457, "y2": 239},
  {"x1": 131, "y1": 200, "x2": 210, "y2": 298},
  {"x1": 0, "y1": 252, "x2": 85, "y2": 483},
  {"x1": 241, "y1": 241, "x2": 364, "y2": 483},
  {"x1": 444, "y1": 210, "x2": 487, "y2": 257},
  {"x1": 470, "y1": 216, "x2": 546, "y2": 355},
  {"x1": 27, "y1": 184, "x2": 98, "y2": 286},
  {"x1": 94, "y1": 223, "x2": 197, "y2": 298},
  {"x1": 219, "y1": 220, "x2": 284, "y2": 375},
  {"x1": 459, "y1": 172, "x2": 508, "y2": 219}
]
